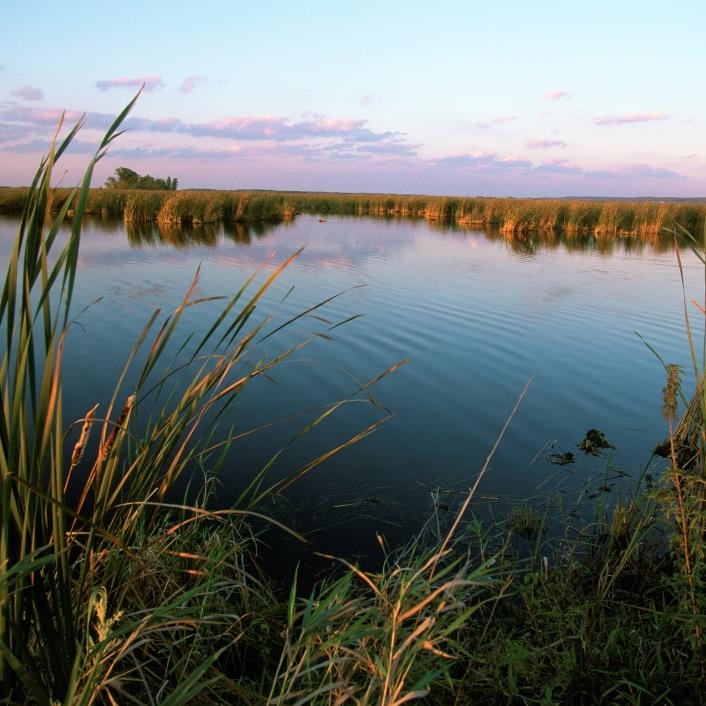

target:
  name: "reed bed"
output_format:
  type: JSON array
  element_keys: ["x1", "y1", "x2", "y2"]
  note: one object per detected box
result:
[
  {"x1": 0, "y1": 187, "x2": 296, "y2": 224},
  {"x1": 283, "y1": 192, "x2": 705, "y2": 237},
  {"x1": 1, "y1": 186, "x2": 703, "y2": 237}
]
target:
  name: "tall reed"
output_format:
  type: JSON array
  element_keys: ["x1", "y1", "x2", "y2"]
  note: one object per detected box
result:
[
  {"x1": 2, "y1": 187, "x2": 703, "y2": 237},
  {"x1": 0, "y1": 97, "x2": 394, "y2": 705}
]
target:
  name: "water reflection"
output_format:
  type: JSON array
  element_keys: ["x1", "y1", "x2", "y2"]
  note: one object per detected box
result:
[
  {"x1": 123, "y1": 219, "x2": 282, "y2": 249},
  {"x1": 486, "y1": 229, "x2": 674, "y2": 256},
  {"x1": 96, "y1": 213, "x2": 681, "y2": 256},
  {"x1": 0, "y1": 212, "x2": 700, "y2": 565},
  {"x1": 427, "y1": 221, "x2": 674, "y2": 256}
]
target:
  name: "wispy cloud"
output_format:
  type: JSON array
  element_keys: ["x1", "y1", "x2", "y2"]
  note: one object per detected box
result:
[
  {"x1": 0, "y1": 138, "x2": 96, "y2": 154},
  {"x1": 1, "y1": 101, "x2": 693, "y2": 194},
  {"x1": 543, "y1": 89, "x2": 571, "y2": 101},
  {"x1": 11, "y1": 85, "x2": 44, "y2": 101},
  {"x1": 476, "y1": 115, "x2": 518, "y2": 129},
  {"x1": 1, "y1": 105, "x2": 401, "y2": 144},
  {"x1": 587, "y1": 163, "x2": 682, "y2": 179},
  {"x1": 525, "y1": 139, "x2": 568, "y2": 149},
  {"x1": 594, "y1": 112, "x2": 669, "y2": 126},
  {"x1": 353, "y1": 141, "x2": 417, "y2": 157},
  {"x1": 358, "y1": 95, "x2": 373, "y2": 107},
  {"x1": 0, "y1": 122, "x2": 37, "y2": 146},
  {"x1": 110, "y1": 144, "x2": 242, "y2": 160},
  {"x1": 532, "y1": 160, "x2": 583, "y2": 176},
  {"x1": 438, "y1": 152, "x2": 531, "y2": 170},
  {"x1": 95, "y1": 76, "x2": 165, "y2": 92},
  {"x1": 0, "y1": 103, "x2": 415, "y2": 167},
  {"x1": 180, "y1": 75, "x2": 207, "y2": 94},
  {"x1": 1, "y1": 106, "x2": 87, "y2": 127},
  {"x1": 434, "y1": 153, "x2": 683, "y2": 183}
]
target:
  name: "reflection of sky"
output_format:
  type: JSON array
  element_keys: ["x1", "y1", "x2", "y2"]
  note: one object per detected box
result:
[{"x1": 1, "y1": 213, "x2": 704, "y2": 561}]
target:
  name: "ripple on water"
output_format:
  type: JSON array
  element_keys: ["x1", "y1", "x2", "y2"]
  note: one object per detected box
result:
[{"x1": 1, "y1": 213, "x2": 701, "y2": 557}]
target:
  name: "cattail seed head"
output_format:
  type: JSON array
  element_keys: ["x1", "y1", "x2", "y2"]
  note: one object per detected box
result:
[
  {"x1": 69, "y1": 404, "x2": 98, "y2": 471},
  {"x1": 662, "y1": 364, "x2": 681, "y2": 422}
]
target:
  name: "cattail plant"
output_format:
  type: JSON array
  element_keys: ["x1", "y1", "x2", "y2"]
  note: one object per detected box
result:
[{"x1": 0, "y1": 94, "x2": 396, "y2": 705}]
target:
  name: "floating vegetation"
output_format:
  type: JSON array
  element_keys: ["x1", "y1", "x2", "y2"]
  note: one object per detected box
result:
[
  {"x1": 579, "y1": 428, "x2": 615, "y2": 455},
  {"x1": 547, "y1": 451, "x2": 575, "y2": 465}
]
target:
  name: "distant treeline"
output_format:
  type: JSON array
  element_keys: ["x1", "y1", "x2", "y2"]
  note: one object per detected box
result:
[
  {"x1": 105, "y1": 167, "x2": 178, "y2": 191},
  {"x1": 0, "y1": 186, "x2": 704, "y2": 235}
]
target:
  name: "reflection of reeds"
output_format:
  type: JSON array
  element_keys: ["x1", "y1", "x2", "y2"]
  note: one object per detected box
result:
[
  {"x1": 476, "y1": 225, "x2": 675, "y2": 255},
  {"x1": 124, "y1": 219, "x2": 280, "y2": 248},
  {"x1": 155, "y1": 221, "x2": 219, "y2": 247}
]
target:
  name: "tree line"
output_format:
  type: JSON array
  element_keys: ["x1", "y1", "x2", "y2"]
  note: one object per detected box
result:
[{"x1": 104, "y1": 167, "x2": 178, "y2": 191}]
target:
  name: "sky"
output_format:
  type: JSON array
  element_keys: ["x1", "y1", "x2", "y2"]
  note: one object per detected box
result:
[{"x1": 1, "y1": 0, "x2": 704, "y2": 197}]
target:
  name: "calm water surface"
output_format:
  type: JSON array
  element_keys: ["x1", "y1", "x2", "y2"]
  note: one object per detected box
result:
[{"x1": 1, "y1": 214, "x2": 701, "y2": 561}]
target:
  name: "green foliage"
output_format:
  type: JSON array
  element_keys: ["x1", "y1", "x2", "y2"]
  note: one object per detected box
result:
[
  {"x1": 104, "y1": 165, "x2": 178, "y2": 190},
  {"x1": 269, "y1": 530, "x2": 506, "y2": 705},
  {"x1": 458, "y1": 502, "x2": 704, "y2": 704}
]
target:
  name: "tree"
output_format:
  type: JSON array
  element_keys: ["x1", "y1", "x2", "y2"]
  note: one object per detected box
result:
[{"x1": 104, "y1": 167, "x2": 178, "y2": 190}]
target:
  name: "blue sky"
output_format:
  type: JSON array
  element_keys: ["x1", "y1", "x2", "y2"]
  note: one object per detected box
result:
[{"x1": 1, "y1": 0, "x2": 704, "y2": 196}]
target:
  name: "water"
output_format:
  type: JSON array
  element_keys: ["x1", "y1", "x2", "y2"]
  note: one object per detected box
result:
[{"x1": 1, "y1": 214, "x2": 701, "y2": 563}]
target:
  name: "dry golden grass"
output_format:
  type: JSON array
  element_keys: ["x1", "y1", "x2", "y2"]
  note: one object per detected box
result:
[{"x1": 1, "y1": 186, "x2": 703, "y2": 236}]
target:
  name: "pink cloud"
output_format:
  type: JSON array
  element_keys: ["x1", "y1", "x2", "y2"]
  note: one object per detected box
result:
[
  {"x1": 1, "y1": 105, "x2": 399, "y2": 144},
  {"x1": 476, "y1": 115, "x2": 518, "y2": 129},
  {"x1": 11, "y1": 85, "x2": 44, "y2": 101},
  {"x1": 358, "y1": 95, "x2": 373, "y2": 107},
  {"x1": 95, "y1": 76, "x2": 164, "y2": 92},
  {"x1": 532, "y1": 161, "x2": 583, "y2": 176},
  {"x1": 1, "y1": 100, "x2": 697, "y2": 196},
  {"x1": 588, "y1": 163, "x2": 682, "y2": 179},
  {"x1": 96, "y1": 138, "x2": 417, "y2": 162},
  {"x1": 594, "y1": 112, "x2": 669, "y2": 126},
  {"x1": 543, "y1": 89, "x2": 571, "y2": 101},
  {"x1": 352, "y1": 141, "x2": 416, "y2": 157},
  {"x1": 439, "y1": 152, "x2": 531, "y2": 170},
  {"x1": 180, "y1": 75, "x2": 207, "y2": 94},
  {"x1": 525, "y1": 139, "x2": 568, "y2": 149},
  {"x1": 0, "y1": 145, "x2": 696, "y2": 197}
]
